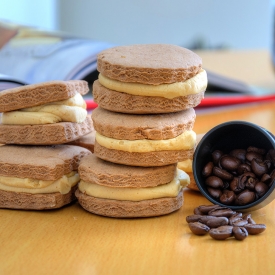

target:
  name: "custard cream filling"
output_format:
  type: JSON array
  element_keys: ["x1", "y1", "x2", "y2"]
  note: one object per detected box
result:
[
  {"x1": 79, "y1": 169, "x2": 190, "y2": 201},
  {"x1": 95, "y1": 130, "x2": 196, "y2": 152},
  {"x1": 177, "y1": 159, "x2": 193, "y2": 172},
  {"x1": 1, "y1": 93, "x2": 87, "y2": 125},
  {"x1": 98, "y1": 69, "x2": 207, "y2": 99},
  {"x1": 0, "y1": 172, "x2": 79, "y2": 194}
]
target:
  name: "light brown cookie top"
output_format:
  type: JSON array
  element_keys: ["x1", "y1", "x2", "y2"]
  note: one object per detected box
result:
[
  {"x1": 97, "y1": 44, "x2": 202, "y2": 85},
  {"x1": 92, "y1": 107, "x2": 195, "y2": 140},
  {"x1": 0, "y1": 145, "x2": 90, "y2": 180},
  {"x1": 79, "y1": 154, "x2": 177, "y2": 188},
  {"x1": 0, "y1": 80, "x2": 89, "y2": 112}
]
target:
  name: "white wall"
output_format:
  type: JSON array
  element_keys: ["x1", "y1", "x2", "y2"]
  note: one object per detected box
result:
[
  {"x1": 0, "y1": 0, "x2": 57, "y2": 30},
  {"x1": 57, "y1": 0, "x2": 274, "y2": 50}
]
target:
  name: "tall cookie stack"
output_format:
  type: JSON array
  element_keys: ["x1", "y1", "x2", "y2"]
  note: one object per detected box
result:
[
  {"x1": 76, "y1": 44, "x2": 207, "y2": 218},
  {"x1": 0, "y1": 80, "x2": 92, "y2": 210}
]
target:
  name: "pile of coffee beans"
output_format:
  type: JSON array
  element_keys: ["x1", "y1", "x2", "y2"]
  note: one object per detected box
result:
[
  {"x1": 186, "y1": 204, "x2": 266, "y2": 240},
  {"x1": 202, "y1": 147, "x2": 275, "y2": 205}
]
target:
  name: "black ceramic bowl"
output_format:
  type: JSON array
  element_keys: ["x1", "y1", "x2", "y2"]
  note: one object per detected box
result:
[{"x1": 193, "y1": 121, "x2": 275, "y2": 211}]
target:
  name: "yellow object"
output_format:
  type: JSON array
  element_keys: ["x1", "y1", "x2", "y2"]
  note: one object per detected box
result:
[
  {"x1": 177, "y1": 159, "x2": 193, "y2": 172},
  {"x1": 0, "y1": 172, "x2": 79, "y2": 194},
  {"x1": 79, "y1": 169, "x2": 190, "y2": 201},
  {"x1": 98, "y1": 69, "x2": 207, "y2": 99},
  {"x1": 95, "y1": 130, "x2": 196, "y2": 152}
]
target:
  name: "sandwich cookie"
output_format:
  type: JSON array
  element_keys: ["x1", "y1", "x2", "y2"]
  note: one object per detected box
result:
[
  {"x1": 0, "y1": 80, "x2": 93, "y2": 144},
  {"x1": 0, "y1": 145, "x2": 90, "y2": 210},
  {"x1": 93, "y1": 44, "x2": 207, "y2": 114},
  {"x1": 92, "y1": 107, "x2": 197, "y2": 167},
  {"x1": 75, "y1": 154, "x2": 190, "y2": 217}
]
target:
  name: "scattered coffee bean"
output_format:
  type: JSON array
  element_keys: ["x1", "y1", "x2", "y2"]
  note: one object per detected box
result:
[
  {"x1": 188, "y1": 222, "x2": 210, "y2": 235},
  {"x1": 201, "y1": 147, "x2": 275, "y2": 205},
  {"x1": 186, "y1": 204, "x2": 266, "y2": 241},
  {"x1": 209, "y1": 225, "x2": 233, "y2": 240},
  {"x1": 244, "y1": 224, "x2": 266, "y2": 235},
  {"x1": 233, "y1": 226, "x2": 248, "y2": 240}
]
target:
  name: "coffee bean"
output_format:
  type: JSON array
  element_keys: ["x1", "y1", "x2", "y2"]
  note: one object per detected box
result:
[
  {"x1": 208, "y1": 207, "x2": 236, "y2": 217},
  {"x1": 230, "y1": 149, "x2": 246, "y2": 162},
  {"x1": 233, "y1": 226, "x2": 248, "y2": 240},
  {"x1": 207, "y1": 187, "x2": 222, "y2": 199},
  {"x1": 205, "y1": 176, "x2": 224, "y2": 188},
  {"x1": 242, "y1": 213, "x2": 256, "y2": 224},
  {"x1": 220, "y1": 190, "x2": 236, "y2": 205},
  {"x1": 186, "y1": 215, "x2": 204, "y2": 223},
  {"x1": 237, "y1": 163, "x2": 251, "y2": 175},
  {"x1": 229, "y1": 212, "x2": 243, "y2": 225},
  {"x1": 205, "y1": 217, "x2": 229, "y2": 228},
  {"x1": 235, "y1": 190, "x2": 256, "y2": 205},
  {"x1": 188, "y1": 222, "x2": 210, "y2": 235},
  {"x1": 246, "y1": 151, "x2": 264, "y2": 162},
  {"x1": 197, "y1": 204, "x2": 220, "y2": 215},
  {"x1": 251, "y1": 159, "x2": 268, "y2": 177},
  {"x1": 247, "y1": 146, "x2": 266, "y2": 155},
  {"x1": 213, "y1": 167, "x2": 233, "y2": 181},
  {"x1": 202, "y1": 161, "x2": 214, "y2": 177},
  {"x1": 212, "y1": 150, "x2": 223, "y2": 165},
  {"x1": 255, "y1": 182, "x2": 269, "y2": 197},
  {"x1": 220, "y1": 155, "x2": 241, "y2": 171},
  {"x1": 244, "y1": 224, "x2": 266, "y2": 235},
  {"x1": 232, "y1": 219, "x2": 248, "y2": 227},
  {"x1": 209, "y1": 225, "x2": 233, "y2": 240}
]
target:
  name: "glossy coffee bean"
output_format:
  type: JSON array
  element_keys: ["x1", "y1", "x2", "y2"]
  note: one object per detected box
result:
[
  {"x1": 212, "y1": 150, "x2": 223, "y2": 165},
  {"x1": 251, "y1": 159, "x2": 268, "y2": 177},
  {"x1": 205, "y1": 217, "x2": 229, "y2": 228},
  {"x1": 233, "y1": 226, "x2": 248, "y2": 240},
  {"x1": 213, "y1": 167, "x2": 233, "y2": 181},
  {"x1": 197, "y1": 204, "x2": 220, "y2": 215},
  {"x1": 220, "y1": 155, "x2": 241, "y2": 171},
  {"x1": 220, "y1": 190, "x2": 236, "y2": 205},
  {"x1": 207, "y1": 187, "x2": 222, "y2": 199},
  {"x1": 235, "y1": 190, "x2": 256, "y2": 205},
  {"x1": 230, "y1": 149, "x2": 246, "y2": 162},
  {"x1": 244, "y1": 224, "x2": 266, "y2": 235},
  {"x1": 237, "y1": 163, "x2": 251, "y2": 175},
  {"x1": 246, "y1": 151, "x2": 264, "y2": 162},
  {"x1": 205, "y1": 176, "x2": 224, "y2": 188},
  {"x1": 202, "y1": 162, "x2": 214, "y2": 177},
  {"x1": 186, "y1": 215, "x2": 204, "y2": 223},
  {"x1": 188, "y1": 222, "x2": 210, "y2": 235},
  {"x1": 242, "y1": 213, "x2": 256, "y2": 224},
  {"x1": 209, "y1": 225, "x2": 233, "y2": 240},
  {"x1": 255, "y1": 182, "x2": 269, "y2": 197},
  {"x1": 247, "y1": 146, "x2": 266, "y2": 155},
  {"x1": 208, "y1": 207, "x2": 236, "y2": 218},
  {"x1": 229, "y1": 212, "x2": 243, "y2": 225}
]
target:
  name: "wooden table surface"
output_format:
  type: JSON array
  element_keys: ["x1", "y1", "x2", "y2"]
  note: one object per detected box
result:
[{"x1": 1, "y1": 101, "x2": 275, "y2": 275}]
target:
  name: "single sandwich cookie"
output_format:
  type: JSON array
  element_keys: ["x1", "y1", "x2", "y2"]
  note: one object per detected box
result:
[
  {"x1": 0, "y1": 80, "x2": 93, "y2": 144},
  {"x1": 94, "y1": 44, "x2": 207, "y2": 114},
  {"x1": 92, "y1": 107, "x2": 196, "y2": 167},
  {"x1": 76, "y1": 154, "x2": 190, "y2": 218},
  {"x1": 0, "y1": 145, "x2": 91, "y2": 210}
]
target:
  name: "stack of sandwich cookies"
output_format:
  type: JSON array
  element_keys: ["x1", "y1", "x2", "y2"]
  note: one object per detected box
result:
[
  {"x1": 76, "y1": 44, "x2": 207, "y2": 217},
  {"x1": 0, "y1": 80, "x2": 93, "y2": 210},
  {"x1": 0, "y1": 80, "x2": 92, "y2": 144}
]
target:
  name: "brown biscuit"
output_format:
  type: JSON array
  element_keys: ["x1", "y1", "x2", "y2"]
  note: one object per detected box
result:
[
  {"x1": 92, "y1": 107, "x2": 195, "y2": 140},
  {"x1": 0, "y1": 144, "x2": 90, "y2": 180},
  {"x1": 93, "y1": 80, "x2": 204, "y2": 114},
  {"x1": 67, "y1": 131, "x2": 95, "y2": 153},
  {"x1": 0, "y1": 80, "x2": 89, "y2": 112},
  {"x1": 0, "y1": 115, "x2": 93, "y2": 145},
  {"x1": 94, "y1": 141, "x2": 194, "y2": 167},
  {"x1": 79, "y1": 154, "x2": 177, "y2": 188},
  {"x1": 186, "y1": 173, "x2": 200, "y2": 191},
  {"x1": 0, "y1": 185, "x2": 78, "y2": 210},
  {"x1": 75, "y1": 188, "x2": 183, "y2": 218},
  {"x1": 97, "y1": 44, "x2": 202, "y2": 85}
]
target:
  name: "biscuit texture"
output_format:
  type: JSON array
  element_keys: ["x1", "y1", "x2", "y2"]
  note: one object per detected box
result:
[
  {"x1": 92, "y1": 107, "x2": 195, "y2": 140},
  {"x1": 75, "y1": 188, "x2": 183, "y2": 218},
  {"x1": 93, "y1": 80, "x2": 204, "y2": 114},
  {"x1": 0, "y1": 145, "x2": 90, "y2": 180},
  {"x1": 0, "y1": 116, "x2": 93, "y2": 145},
  {"x1": 97, "y1": 44, "x2": 202, "y2": 85},
  {"x1": 79, "y1": 154, "x2": 177, "y2": 188},
  {"x1": 94, "y1": 141, "x2": 194, "y2": 167},
  {"x1": 0, "y1": 80, "x2": 89, "y2": 112},
  {"x1": 0, "y1": 185, "x2": 77, "y2": 210},
  {"x1": 186, "y1": 173, "x2": 199, "y2": 191}
]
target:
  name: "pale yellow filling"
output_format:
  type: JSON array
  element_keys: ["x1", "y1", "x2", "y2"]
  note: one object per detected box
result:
[
  {"x1": 177, "y1": 159, "x2": 193, "y2": 172},
  {"x1": 79, "y1": 169, "x2": 190, "y2": 201},
  {"x1": 0, "y1": 172, "x2": 79, "y2": 194},
  {"x1": 98, "y1": 69, "x2": 207, "y2": 99},
  {"x1": 95, "y1": 130, "x2": 196, "y2": 152},
  {"x1": 1, "y1": 93, "x2": 87, "y2": 125}
]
